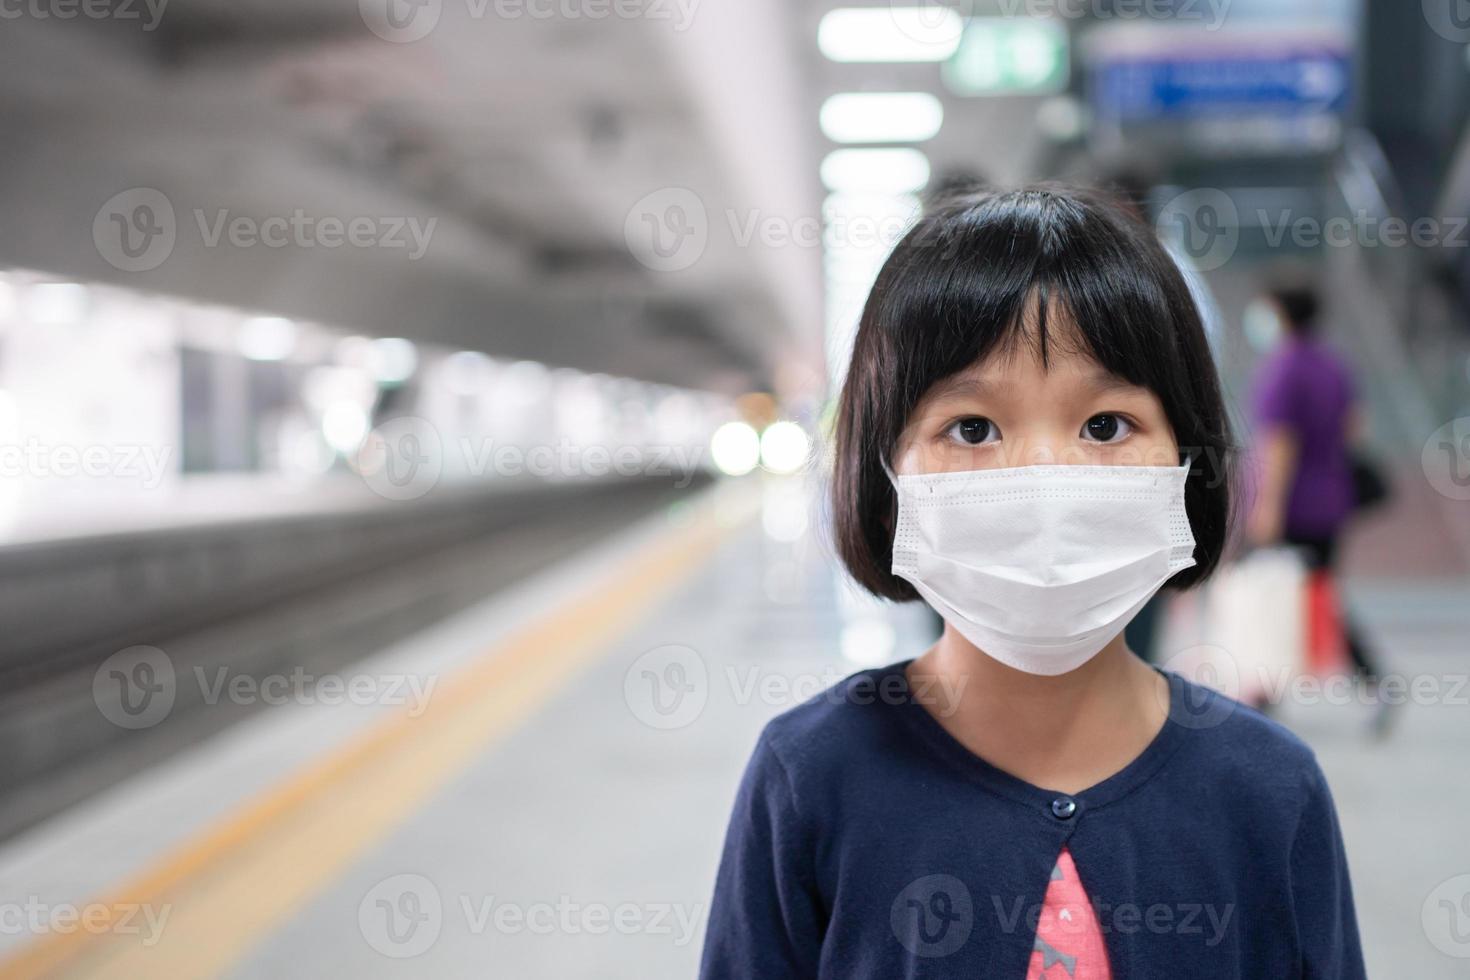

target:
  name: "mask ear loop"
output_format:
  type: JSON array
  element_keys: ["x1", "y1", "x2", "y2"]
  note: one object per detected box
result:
[
  {"x1": 882, "y1": 440, "x2": 926, "y2": 487},
  {"x1": 882, "y1": 451, "x2": 939, "y2": 505},
  {"x1": 881, "y1": 451, "x2": 924, "y2": 498}
]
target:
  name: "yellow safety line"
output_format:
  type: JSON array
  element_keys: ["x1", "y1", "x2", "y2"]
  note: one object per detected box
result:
[{"x1": 0, "y1": 490, "x2": 747, "y2": 979}]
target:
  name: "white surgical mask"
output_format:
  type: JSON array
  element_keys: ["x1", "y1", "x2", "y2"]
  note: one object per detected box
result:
[{"x1": 889, "y1": 460, "x2": 1196, "y2": 675}]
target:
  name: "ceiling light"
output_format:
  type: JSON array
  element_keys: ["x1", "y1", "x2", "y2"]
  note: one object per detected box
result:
[
  {"x1": 820, "y1": 92, "x2": 944, "y2": 143},
  {"x1": 369, "y1": 337, "x2": 418, "y2": 385},
  {"x1": 818, "y1": 7, "x2": 964, "y2": 63},
  {"x1": 821, "y1": 148, "x2": 931, "y2": 194},
  {"x1": 237, "y1": 316, "x2": 297, "y2": 361},
  {"x1": 28, "y1": 283, "x2": 89, "y2": 325}
]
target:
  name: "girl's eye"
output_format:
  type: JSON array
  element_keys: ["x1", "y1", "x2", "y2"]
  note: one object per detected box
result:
[
  {"x1": 1082, "y1": 413, "x2": 1132, "y2": 443},
  {"x1": 946, "y1": 417, "x2": 997, "y2": 446}
]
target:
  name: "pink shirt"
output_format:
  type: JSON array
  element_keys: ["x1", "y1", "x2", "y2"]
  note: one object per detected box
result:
[{"x1": 1026, "y1": 846, "x2": 1113, "y2": 979}]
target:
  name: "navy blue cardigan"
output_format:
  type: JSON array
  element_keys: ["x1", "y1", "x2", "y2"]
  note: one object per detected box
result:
[{"x1": 700, "y1": 660, "x2": 1366, "y2": 979}]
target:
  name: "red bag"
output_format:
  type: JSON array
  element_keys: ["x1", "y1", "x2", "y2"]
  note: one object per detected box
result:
[{"x1": 1304, "y1": 570, "x2": 1350, "y2": 676}]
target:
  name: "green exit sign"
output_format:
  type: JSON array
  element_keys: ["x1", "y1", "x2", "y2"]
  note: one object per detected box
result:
[{"x1": 942, "y1": 18, "x2": 1069, "y2": 95}]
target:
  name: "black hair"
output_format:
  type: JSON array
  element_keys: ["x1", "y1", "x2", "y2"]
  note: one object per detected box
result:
[
  {"x1": 1268, "y1": 284, "x2": 1319, "y2": 335},
  {"x1": 832, "y1": 184, "x2": 1235, "y2": 601}
]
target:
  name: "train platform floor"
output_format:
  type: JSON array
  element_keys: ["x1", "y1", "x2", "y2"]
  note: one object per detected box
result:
[{"x1": 0, "y1": 477, "x2": 1466, "y2": 978}]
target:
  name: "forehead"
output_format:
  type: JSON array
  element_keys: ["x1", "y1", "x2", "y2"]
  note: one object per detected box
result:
[
  {"x1": 922, "y1": 354, "x2": 1140, "y2": 405},
  {"x1": 921, "y1": 302, "x2": 1142, "y2": 403}
]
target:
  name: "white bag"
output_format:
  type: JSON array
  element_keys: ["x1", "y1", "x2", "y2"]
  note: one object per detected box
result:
[{"x1": 1162, "y1": 548, "x2": 1307, "y2": 705}]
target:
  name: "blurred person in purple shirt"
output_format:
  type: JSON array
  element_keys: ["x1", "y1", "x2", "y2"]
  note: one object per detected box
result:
[{"x1": 1248, "y1": 284, "x2": 1384, "y2": 711}]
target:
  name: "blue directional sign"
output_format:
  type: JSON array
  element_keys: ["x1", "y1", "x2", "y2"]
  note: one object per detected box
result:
[{"x1": 1092, "y1": 47, "x2": 1351, "y2": 121}]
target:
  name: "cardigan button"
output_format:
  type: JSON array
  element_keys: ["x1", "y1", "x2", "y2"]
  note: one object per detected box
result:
[{"x1": 1050, "y1": 797, "x2": 1077, "y2": 820}]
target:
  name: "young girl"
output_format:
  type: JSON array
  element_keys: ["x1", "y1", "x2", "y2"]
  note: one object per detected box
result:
[{"x1": 699, "y1": 187, "x2": 1365, "y2": 978}]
